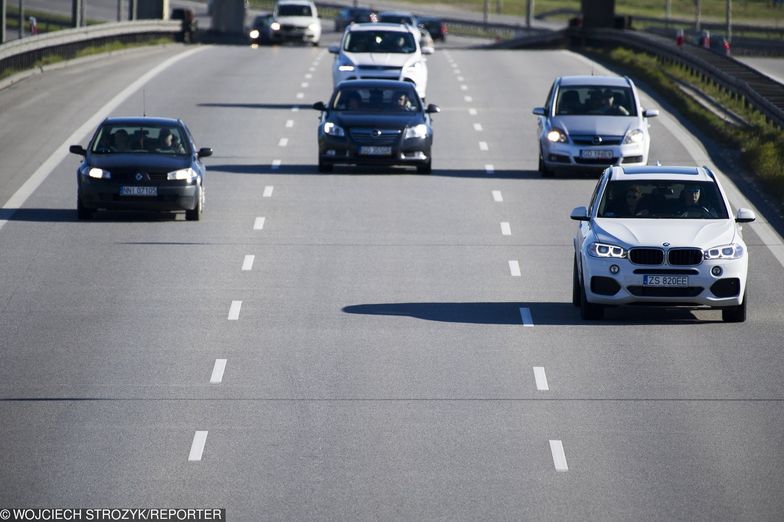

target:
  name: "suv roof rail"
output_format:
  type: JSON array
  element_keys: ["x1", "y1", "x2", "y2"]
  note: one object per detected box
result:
[{"x1": 702, "y1": 165, "x2": 716, "y2": 180}]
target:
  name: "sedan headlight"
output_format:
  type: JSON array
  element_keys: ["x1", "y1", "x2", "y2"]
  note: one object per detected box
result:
[
  {"x1": 588, "y1": 242, "x2": 627, "y2": 258},
  {"x1": 546, "y1": 129, "x2": 567, "y2": 143},
  {"x1": 704, "y1": 243, "x2": 745, "y2": 260},
  {"x1": 270, "y1": 22, "x2": 280, "y2": 31},
  {"x1": 308, "y1": 22, "x2": 319, "y2": 32},
  {"x1": 88, "y1": 167, "x2": 111, "y2": 179},
  {"x1": 249, "y1": 29, "x2": 260, "y2": 39},
  {"x1": 404, "y1": 124, "x2": 428, "y2": 139},
  {"x1": 623, "y1": 128, "x2": 644, "y2": 144},
  {"x1": 167, "y1": 168, "x2": 197, "y2": 182},
  {"x1": 323, "y1": 122, "x2": 345, "y2": 137}
]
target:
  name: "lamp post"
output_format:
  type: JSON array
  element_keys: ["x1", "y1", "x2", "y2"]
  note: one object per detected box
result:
[
  {"x1": 726, "y1": 0, "x2": 732, "y2": 42},
  {"x1": 18, "y1": 0, "x2": 23, "y2": 38},
  {"x1": 695, "y1": 0, "x2": 701, "y2": 32},
  {"x1": 1, "y1": 0, "x2": 6, "y2": 43},
  {"x1": 526, "y1": 0, "x2": 534, "y2": 28}
]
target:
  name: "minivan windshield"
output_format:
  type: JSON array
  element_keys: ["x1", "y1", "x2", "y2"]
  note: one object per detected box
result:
[{"x1": 555, "y1": 86, "x2": 637, "y2": 116}]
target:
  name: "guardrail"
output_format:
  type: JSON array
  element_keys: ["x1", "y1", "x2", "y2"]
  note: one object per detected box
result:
[{"x1": 0, "y1": 20, "x2": 181, "y2": 76}]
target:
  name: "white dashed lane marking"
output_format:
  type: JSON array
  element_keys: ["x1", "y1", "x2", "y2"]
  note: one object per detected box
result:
[
  {"x1": 492, "y1": 190, "x2": 503, "y2": 202},
  {"x1": 210, "y1": 359, "x2": 227, "y2": 384},
  {"x1": 189, "y1": 431, "x2": 208, "y2": 462},
  {"x1": 533, "y1": 367, "x2": 549, "y2": 390},
  {"x1": 296, "y1": 93, "x2": 304, "y2": 99},
  {"x1": 228, "y1": 301, "x2": 243, "y2": 320},
  {"x1": 254, "y1": 217, "x2": 266, "y2": 230},
  {"x1": 549, "y1": 440, "x2": 568, "y2": 471},
  {"x1": 242, "y1": 255, "x2": 255, "y2": 271},
  {"x1": 464, "y1": 95, "x2": 473, "y2": 102},
  {"x1": 263, "y1": 186, "x2": 274, "y2": 197},
  {"x1": 500, "y1": 222, "x2": 511, "y2": 236},
  {"x1": 469, "y1": 108, "x2": 477, "y2": 116},
  {"x1": 271, "y1": 159, "x2": 281, "y2": 169},
  {"x1": 460, "y1": 85, "x2": 468, "y2": 91},
  {"x1": 291, "y1": 107, "x2": 300, "y2": 112},
  {"x1": 479, "y1": 141, "x2": 488, "y2": 151},
  {"x1": 278, "y1": 138, "x2": 288, "y2": 147},
  {"x1": 473, "y1": 123, "x2": 483, "y2": 132},
  {"x1": 485, "y1": 164, "x2": 494, "y2": 174},
  {"x1": 285, "y1": 120, "x2": 294, "y2": 128},
  {"x1": 301, "y1": 82, "x2": 309, "y2": 88},
  {"x1": 519, "y1": 307, "x2": 534, "y2": 327},
  {"x1": 508, "y1": 260, "x2": 521, "y2": 277},
  {"x1": 305, "y1": 73, "x2": 312, "y2": 79}
]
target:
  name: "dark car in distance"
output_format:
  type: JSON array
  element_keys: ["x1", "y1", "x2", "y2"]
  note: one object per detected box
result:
[
  {"x1": 69, "y1": 117, "x2": 212, "y2": 220},
  {"x1": 334, "y1": 7, "x2": 375, "y2": 32},
  {"x1": 313, "y1": 80, "x2": 439, "y2": 173},
  {"x1": 249, "y1": 13, "x2": 274, "y2": 45},
  {"x1": 419, "y1": 16, "x2": 447, "y2": 41}
]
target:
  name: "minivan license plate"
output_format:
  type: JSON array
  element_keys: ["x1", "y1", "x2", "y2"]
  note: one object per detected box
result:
[
  {"x1": 580, "y1": 150, "x2": 613, "y2": 159},
  {"x1": 643, "y1": 275, "x2": 688, "y2": 287},
  {"x1": 120, "y1": 186, "x2": 157, "y2": 197}
]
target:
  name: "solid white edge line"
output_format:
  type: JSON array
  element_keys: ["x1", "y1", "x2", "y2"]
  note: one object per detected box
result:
[
  {"x1": 242, "y1": 255, "x2": 255, "y2": 271},
  {"x1": 479, "y1": 141, "x2": 489, "y2": 151},
  {"x1": 549, "y1": 440, "x2": 568, "y2": 471},
  {"x1": 210, "y1": 359, "x2": 227, "y2": 384},
  {"x1": 271, "y1": 159, "x2": 281, "y2": 169},
  {"x1": 228, "y1": 300, "x2": 242, "y2": 321},
  {"x1": 492, "y1": 190, "x2": 503, "y2": 202},
  {"x1": 509, "y1": 260, "x2": 521, "y2": 277},
  {"x1": 500, "y1": 222, "x2": 511, "y2": 236},
  {"x1": 519, "y1": 307, "x2": 534, "y2": 327},
  {"x1": 533, "y1": 367, "x2": 549, "y2": 391},
  {"x1": 263, "y1": 186, "x2": 274, "y2": 198},
  {"x1": 189, "y1": 431, "x2": 208, "y2": 461},
  {"x1": 254, "y1": 217, "x2": 265, "y2": 230},
  {"x1": 0, "y1": 46, "x2": 208, "y2": 231},
  {"x1": 485, "y1": 164, "x2": 495, "y2": 174}
]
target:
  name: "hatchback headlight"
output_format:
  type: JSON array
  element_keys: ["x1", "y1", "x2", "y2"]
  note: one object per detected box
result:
[
  {"x1": 167, "y1": 168, "x2": 197, "y2": 182},
  {"x1": 338, "y1": 64, "x2": 355, "y2": 72},
  {"x1": 623, "y1": 128, "x2": 644, "y2": 144},
  {"x1": 308, "y1": 22, "x2": 319, "y2": 31},
  {"x1": 704, "y1": 243, "x2": 745, "y2": 260},
  {"x1": 547, "y1": 129, "x2": 567, "y2": 143},
  {"x1": 588, "y1": 242, "x2": 627, "y2": 258},
  {"x1": 88, "y1": 167, "x2": 111, "y2": 179},
  {"x1": 404, "y1": 124, "x2": 428, "y2": 139},
  {"x1": 270, "y1": 22, "x2": 280, "y2": 31},
  {"x1": 323, "y1": 122, "x2": 345, "y2": 137}
]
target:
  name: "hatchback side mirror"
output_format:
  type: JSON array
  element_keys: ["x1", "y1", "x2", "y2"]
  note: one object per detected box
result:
[
  {"x1": 328, "y1": 45, "x2": 339, "y2": 54},
  {"x1": 644, "y1": 109, "x2": 659, "y2": 118},
  {"x1": 197, "y1": 147, "x2": 213, "y2": 158},
  {"x1": 313, "y1": 101, "x2": 327, "y2": 112},
  {"x1": 426, "y1": 103, "x2": 440, "y2": 114},
  {"x1": 570, "y1": 206, "x2": 590, "y2": 221},
  {"x1": 735, "y1": 208, "x2": 756, "y2": 223},
  {"x1": 532, "y1": 107, "x2": 546, "y2": 116},
  {"x1": 69, "y1": 145, "x2": 86, "y2": 156}
]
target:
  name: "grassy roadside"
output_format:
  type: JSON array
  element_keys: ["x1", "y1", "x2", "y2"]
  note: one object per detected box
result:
[
  {"x1": 0, "y1": 37, "x2": 173, "y2": 82},
  {"x1": 585, "y1": 46, "x2": 784, "y2": 206}
]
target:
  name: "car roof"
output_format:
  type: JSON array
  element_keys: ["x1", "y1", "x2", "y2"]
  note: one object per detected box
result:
[
  {"x1": 276, "y1": 0, "x2": 314, "y2": 5},
  {"x1": 559, "y1": 76, "x2": 631, "y2": 88},
  {"x1": 379, "y1": 11, "x2": 415, "y2": 16},
  {"x1": 335, "y1": 79, "x2": 418, "y2": 91},
  {"x1": 102, "y1": 117, "x2": 182, "y2": 127},
  {"x1": 608, "y1": 165, "x2": 716, "y2": 182},
  {"x1": 346, "y1": 22, "x2": 412, "y2": 33}
]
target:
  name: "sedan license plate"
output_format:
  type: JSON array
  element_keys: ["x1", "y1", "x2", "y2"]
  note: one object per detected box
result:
[
  {"x1": 580, "y1": 149, "x2": 613, "y2": 159},
  {"x1": 119, "y1": 186, "x2": 157, "y2": 197},
  {"x1": 359, "y1": 146, "x2": 392, "y2": 156},
  {"x1": 643, "y1": 275, "x2": 689, "y2": 287}
]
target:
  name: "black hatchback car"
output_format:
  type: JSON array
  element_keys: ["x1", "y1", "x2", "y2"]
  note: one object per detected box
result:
[
  {"x1": 69, "y1": 117, "x2": 212, "y2": 220},
  {"x1": 313, "y1": 80, "x2": 439, "y2": 173}
]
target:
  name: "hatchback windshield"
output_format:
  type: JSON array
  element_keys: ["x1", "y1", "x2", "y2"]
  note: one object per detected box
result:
[
  {"x1": 332, "y1": 87, "x2": 420, "y2": 112},
  {"x1": 598, "y1": 180, "x2": 729, "y2": 219},
  {"x1": 344, "y1": 31, "x2": 416, "y2": 53},
  {"x1": 277, "y1": 5, "x2": 312, "y2": 16},
  {"x1": 555, "y1": 86, "x2": 637, "y2": 116},
  {"x1": 91, "y1": 125, "x2": 190, "y2": 155}
]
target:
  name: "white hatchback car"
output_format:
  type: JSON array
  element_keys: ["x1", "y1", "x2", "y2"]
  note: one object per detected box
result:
[
  {"x1": 571, "y1": 166, "x2": 756, "y2": 322},
  {"x1": 329, "y1": 23, "x2": 430, "y2": 100},
  {"x1": 533, "y1": 75, "x2": 658, "y2": 176},
  {"x1": 269, "y1": 0, "x2": 321, "y2": 46}
]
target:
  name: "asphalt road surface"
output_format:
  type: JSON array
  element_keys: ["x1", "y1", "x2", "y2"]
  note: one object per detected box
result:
[{"x1": 1, "y1": 35, "x2": 784, "y2": 521}]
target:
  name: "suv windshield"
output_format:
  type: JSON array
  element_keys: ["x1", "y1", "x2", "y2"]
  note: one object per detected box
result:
[
  {"x1": 91, "y1": 125, "x2": 189, "y2": 155},
  {"x1": 598, "y1": 180, "x2": 728, "y2": 219},
  {"x1": 344, "y1": 31, "x2": 416, "y2": 53},
  {"x1": 277, "y1": 4, "x2": 312, "y2": 16},
  {"x1": 555, "y1": 86, "x2": 637, "y2": 117}
]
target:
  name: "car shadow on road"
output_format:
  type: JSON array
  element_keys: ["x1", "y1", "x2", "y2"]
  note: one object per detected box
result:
[
  {"x1": 198, "y1": 102, "x2": 314, "y2": 110},
  {"x1": 342, "y1": 301, "x2": 711, "y2": 325},
  {"x1": 207, "y1": 163, "x2": 540, "y2": 179},
  {"x1": 0, "y1": 208, "x2": 183, "y2": 223}
]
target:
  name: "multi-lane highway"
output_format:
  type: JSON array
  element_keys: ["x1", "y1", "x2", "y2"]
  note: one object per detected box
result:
[{"x1": 1, "y1": 31, "x2": 784, "y2": 521}]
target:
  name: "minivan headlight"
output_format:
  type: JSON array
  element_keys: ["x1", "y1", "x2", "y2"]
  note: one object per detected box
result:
[
  {"x1": 704, "y1": 243, "x2": 745, "y2": 260},
  {"x1": 588, "y1": 242, "x2": 627, "y2": 258},
  {"x1": 404, "y1": 124, "x2": 428, "y2": 139},
  {"x1": 547, "y1": 129, "x2": 567, "y2": 143},
  {"x1": 167, "y1": 168, "x2": 197, "y2": 182},
  {"x1": 623, "y1": 128, "x2": 644, "y2": 144}
]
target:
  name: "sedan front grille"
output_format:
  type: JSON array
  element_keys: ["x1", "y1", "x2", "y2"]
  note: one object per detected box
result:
[
  {"x1": 668, "y1": 248, "x2": 703, "y2": 266},
  {"x1": 629, "y1": 248, "x2": 664, "y2": 265},
  {"x1": 109, "y1": 168, "x2": 170, "y2": 183},
  {"x1": 349, "y1": 128, "x2": 402, "y2": 146},
  {"x1": 571, "y1": 135, "x2": 623, "y2": 146}
]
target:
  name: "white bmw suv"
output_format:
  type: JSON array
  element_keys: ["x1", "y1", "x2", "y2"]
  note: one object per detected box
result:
[
  {"x1": 571, "y1": 165, "x2": 756, "y2": 322},
  {"x1": 329, "y1": 23, "x2": 430, "y2": 100}
]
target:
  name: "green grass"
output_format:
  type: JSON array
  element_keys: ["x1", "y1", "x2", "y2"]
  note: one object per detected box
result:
[{"x1": 589, "y1": 46, "x2": 784, "y2": 204}]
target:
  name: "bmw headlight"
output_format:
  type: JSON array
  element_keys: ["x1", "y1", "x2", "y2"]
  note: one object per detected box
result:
[
  {"x1": 404, "y1": 124, "x2": 428, "y2": 139},
  {"x1": 249, "y1": 29, "x2": 260, "y2": 39},
  {"x1": 588, "y1": 242, "x2": 627, "y2": 258},
  {"x1": 88, "y1": 167, "x2": 111, "y2": 179},
  {"x1": 167, "y1": 168, "x2": 197, "y2": 182},
  {"x1": 323, "y1": 122, "x2": 345, "y2": 137},
  {"x1": 623, "y1": 128, "x2": 644, "y2": 144},
  {"x1": 704, "y1": 243, "x2": 745, "y2": 260},
  {"x1": 546, "y1": 129, "x2": 567, "y2": 143},
  {"x1": 270, "y1": 22, "x2": 280, "y2": 31}
]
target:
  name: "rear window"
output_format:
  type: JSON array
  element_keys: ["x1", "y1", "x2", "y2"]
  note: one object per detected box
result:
[
  {"x1": 344, "y1": 31, "x2": 416, "y2": 53},
  {"x1": 90, "y1": 124, "x2": 190, "y2": 155},
  {"x1": 598, "y1": 180, "x2": 728, "y2": 219}
]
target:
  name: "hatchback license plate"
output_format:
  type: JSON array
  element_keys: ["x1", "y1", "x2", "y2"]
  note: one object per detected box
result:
[
  {"x1": 120, "y1": 186, "x2": 157, "y2": 197},
  {"x1": 360, "y1": 146, "x2": 392, "y2": 156},
  {"x1": 580, "y1": 149, "x2": 613, "y2": 159},
  {"x1": 643, "y1": 275, "x2": 689, "y2": 287}
]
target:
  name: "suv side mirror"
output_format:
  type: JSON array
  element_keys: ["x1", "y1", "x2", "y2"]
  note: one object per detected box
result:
[
  {"x1": 425, "y1": 104, "x2": 440, "y2": 114},
  {"x1": 197, "y1": 147, "x2": 213, "y2": 158},
  {"x1": 570, "y1": 206, "x2": 590, "y2": 221},
  {"x1": 69, "y1": 145, "x2": 86, "y2": 156},
  {"x1": 735, "y1": 208, "x2": 756, "y2": 223},
  {"x1": 313, "y1": 101, "x2": 327, "y2": 111}
]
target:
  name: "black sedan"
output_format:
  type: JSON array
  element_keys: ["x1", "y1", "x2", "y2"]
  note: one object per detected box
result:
[
  {"x1": 69, "y1": 117, "x2": 212, "y2": 220},
  {"x1": 313, "y1": 80, "x2": 439, "y2": 173}
]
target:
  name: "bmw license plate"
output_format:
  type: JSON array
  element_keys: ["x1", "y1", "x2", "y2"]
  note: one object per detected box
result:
[
  {"x1": 643, "y1": 275, "x2": 689, "y2": 287},
  {"x1": 119, "y1": 186, "x2": 157, "y2": 197},
  {"x1": 580, "y1": 149, "x2": 613, "y2": 159},
  {"x1": 359, "y1": 146, "x2": 392, "y2": 156}
]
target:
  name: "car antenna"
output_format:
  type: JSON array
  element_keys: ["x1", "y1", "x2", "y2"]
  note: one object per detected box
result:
[{"x1": 142, "y1": 88, "x2": 147, "y2": 117}]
